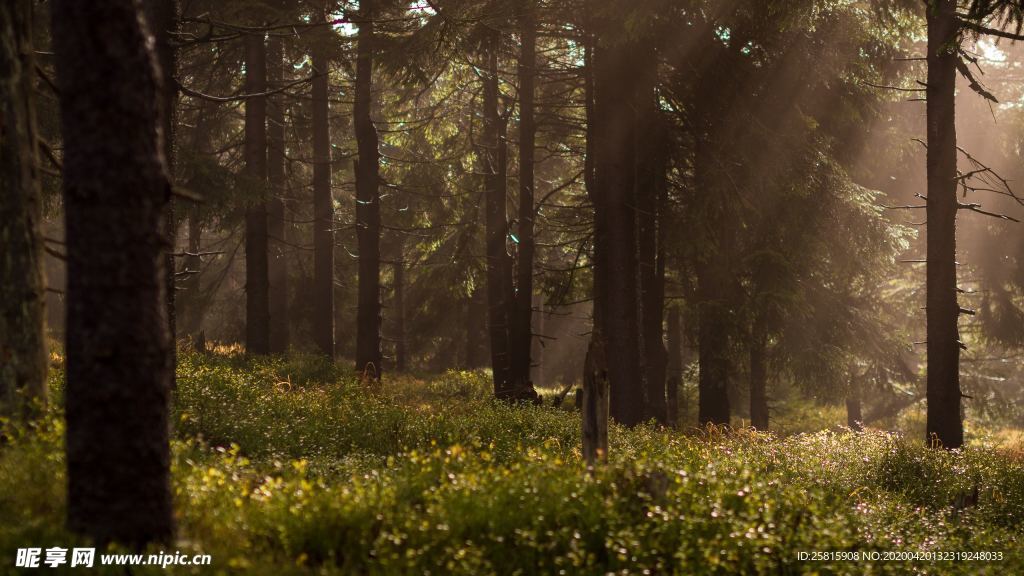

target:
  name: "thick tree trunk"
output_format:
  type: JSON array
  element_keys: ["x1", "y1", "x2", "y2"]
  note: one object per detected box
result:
[
  {"x1": 144, "y1": 0, "x2": 178, "y2": 382},
  {"x1": 638, "y1": 97, "x2": 668, "y2": 425},
  {"x1": 267, "y1": 26, "x2": 289, "y2": 354},
  {"x1": 311, "y1": 37, "x2": 335, "y2": 359},
  {"x1": 592, "y1": 30, "x2": 645, "y2": 425},
  {"x1": 694, "y1": 61, "x2": 732, "y2": 427},
  {"x1": 54, "y1": 0, "x2": 174, "y2": 545},
  {"x1": 482, "y1": 29, "x2": 516, "y2": 398},
  {"x1": 749, "y1": 316, "x2": 769, "y2": 430},
  {"x1": 354, "y1": 0, "x2": 383, "y2": 378},
  {"x1": 0, "y1": 0, "x2": 47, "y2": 414},
  {"x1": 666, "y1": 305, "x2": 683, "y2": 428},
  {"x1": 511, "y1": 0, "x2": 538, "y2": 397},
  {"x1": 244, "y1": 32, "x2": 270, "y2": 355},
  {"x1": 925, "y1": 0, "x2": 963, "y2": 449}
]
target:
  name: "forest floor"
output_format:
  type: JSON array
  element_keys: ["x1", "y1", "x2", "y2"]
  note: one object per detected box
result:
[{"x1": 2, "y1": 350, "x2": 1023, "y2": 575}]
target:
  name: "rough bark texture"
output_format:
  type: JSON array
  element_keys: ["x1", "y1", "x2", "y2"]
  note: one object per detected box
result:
[
  {"x1": 144, "y1": 0, "x2": 178, "y2": 383},
  {"x1": 0, "y1": 0, "x2": 47, "y2": 414},
  {"x1": 354, "y1": 0, "x2": 383, "y2": 378},
  {"x1": 311, "y1": 37, "x2": 335, "y2": 359},
  {"x1": 482, "y1": 29, "x2": 516, "y2": 398},
  {"x1": 267, "y1": 25, "x2": 289, "y2": 354},
  {"x1": 591, "y1": 22, "x2": 645, "y2": 426},
  {"x1": 511, "y1": 0, "x2": 538, "y2": 395},
  {"x1": 925, "y1": 0, "x2": 963, "y2": 449},
  {"x1": 244, "y1": 32, "x2": 270, "y2": 355},
  {"x1": 53, "y1": 0, "x2": 174, "y2": 545}
]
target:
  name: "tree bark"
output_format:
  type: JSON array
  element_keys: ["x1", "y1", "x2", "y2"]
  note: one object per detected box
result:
[
  {"x1": 53, "y1": 0, "x2": 174, "y2": 545},
  {"x1": 638, "y1": 92, "x2": 668, "y2": 425},
  {"x1": 354, "y1": 0, "x2": 383, "y2": 378},
  {"x1": 666, "y1": 305, "x2": 683, "y2": 428},
  {"x1": 591, "y1": 24, "x2": 645, "y2": 426},
  {"x1": 0, "y1": 0, "x2": 47, "y2": 414},
  {"x1": 311, "y1": 30, "x2": 335, "y2": 359},
  {"x1": 244, "y1": 32, "x2": 270, "y2": 355},
  {"x1": 144, "y1": 0, "x2": 178, "y2": 382},
  {"x1": 511, "y1": 0, "x2": 538, "y2": 396},
  {"x1": 749, "y1": 315, "x2": 769, "y2": 430},
  {"x1": 925, "y1": 0, "x2": 963, "y2": 449},
  {"x1": 694, "y1": 57, "x2": 732, "y2": 427},
  {"x1": 482, "y1": 29, "x2": 516, "y2": 398},
  {"x1": 267, "y1": 23, "x2": 289, "y2": 354},
  {"x1": 394, "y1": 247, "x2": 407, "y2": 372}
]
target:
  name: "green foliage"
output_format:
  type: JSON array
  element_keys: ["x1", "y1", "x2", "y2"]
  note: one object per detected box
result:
[{"x1": 3, "y1": 353, "x2": 1023, "y2": 574}]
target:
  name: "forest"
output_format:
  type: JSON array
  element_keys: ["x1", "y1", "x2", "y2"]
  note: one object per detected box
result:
[{"x1": 2, "y1": 0, "x2": 1024, "y2": 573}]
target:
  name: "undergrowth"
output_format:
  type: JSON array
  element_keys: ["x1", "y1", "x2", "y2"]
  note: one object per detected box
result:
[{"x1": 1, "y1": 350, "x2": 1022, "y2": 574}]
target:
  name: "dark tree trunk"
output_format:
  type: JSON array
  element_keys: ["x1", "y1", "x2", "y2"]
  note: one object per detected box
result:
[
  {"x1": 144, "y1": 0, "x2": 178, "y2": 382},
  {"x1": 0, "y1": 0, "x2": 47, "y2": 414},
  {"x1": 511, "y1": 0, "x2": 538, "y2": 397},
  {"x1": 694, "y1": 61, "x2": 732, "y2": 427},
  {"x1": 666, "y1": 305, "x2": 683, "y2": 428},
  {"x1": 591, "y1": 24, "x2": 645, "y2": 426},
  {"x1": 53, "y1": 0, "x2": 173, "y2": 545},
  {"x1": 638, "y1": 94, "x2": 668, "y2": 425},
  {"x1": 925, "y1": 0, "x2": 963, "y2": 449},
  {"x1": 244, "y1": 32, "x2": 270, "y2": 355},
  {"x1": 311, "y1": 34, "x2": 335, "y2": 359},
  {"x1": 267, "y1": 24, "x2": 289, "y2": 354},
  {"x1": 847, "y1": 372, "x2": 863, "y2": 431},
  {"x1": 354, "y1": 0, "x2": 383, "y2": 378},
  {"x1": 749, "y1": 316, "x2": 769, "y2": 430},
  {"x1": 394, "y1": 250, "x2": 407, "y2": 372},
  {"x1": 482, "y1": 29, "x2": 516, "y2": 398}
]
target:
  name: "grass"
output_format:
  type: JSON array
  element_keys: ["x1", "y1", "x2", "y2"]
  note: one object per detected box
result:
[{"x1": 1, "y1": 350, "x2": 1023, "y2": 574}]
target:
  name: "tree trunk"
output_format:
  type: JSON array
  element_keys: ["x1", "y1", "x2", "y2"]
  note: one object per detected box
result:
[
  {"x1": 394, "y1": 251, "x2": 407, "y2": 372},
  {"x1": 54, "y1": 0, "x2": 173, "y2": 545},
  {"x1": 482, "y1": 29, "x2": 516, "y2": 398},
  {"x1": 244, "y1": 32, "x2": 270, "y2": 355},
  {"x1": 638, "y1": 93, "x2": 668, "y2": 425},
  {"x1": 592, "y1": 26, "x2": 645, "y2": 426},
  {"x1": 354, "y1": 0, "x2": 383, "y2": 378},
  {"x1": 0, "y1": 0, "x2": 47, "y2": 414},
  {"x1": 749, "y1": 316, "x2": 769, "y2": 430},
  {"x1": 511, "y1": 0, "x2": 538, "y2": 397},
  {"x1": 311, "y1": 32, "x2": 335, "y2": 359},
  {"x1": 925, "y1": 0, "x2": 963, "y2": 449},
  {"x1": 267, "y1": 24, "x2": 289, "y2": 354},
  {"x1": 694, "y1": 62, "x2": 732, "y2": 427},
  {"x1": 144, "y1": 0, "x2": 178, "y2": 383},
  {"x1": 666, "y1": 305, "x2": 683, "y2": 428}
]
